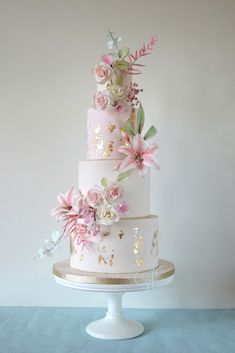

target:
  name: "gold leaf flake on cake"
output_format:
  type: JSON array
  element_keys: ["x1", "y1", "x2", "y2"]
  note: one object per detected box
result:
[
  {"x1": 136, "y1": 259, "x2": 143, "y2": 267},
  {"x1": 102, "y1": 231, "x2": 110, "y2": 237},
  {"x1": 97, "y1": 245, "x2": 114, "y2": 266},
  {"x1": 151, "y1": 229, "x2": 158, "y2": 256},
  {"x1": 80, "y1": 254, "x2": 84, "y2": 261},
  {"x1": 118, "y1": 229, "x2": 125, "y2": 239},
  {"x1": 98, "y1": 255, "x2": 107, "y2": 264},
  {"x1": 109, "y1": 254, "x2": 114, "y2": 266},
  {"x1": 94, "y1": 125, "x2": 101, "y2": 134},
  {"x1": 133, "y1": 227, "x2": 144, "y2": 268},
  {"x1": 103, "y1": 141, "x2": 114, "y2": 159},
  {"x1": 95, "y1": 138, "x2": 104, "y2": 154},
  {"x1": 107, "y1": 123, "x2": 116, "y2": 133},
  {"x1": 133, "y1": 235, "x2": 144, "y2": 255},
  {"x1": 93, "y1": 124, "x2": 104, "y2": 155}
]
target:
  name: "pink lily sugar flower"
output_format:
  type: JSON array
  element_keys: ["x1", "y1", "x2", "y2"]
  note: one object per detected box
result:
[
  {"x1": 117, "y1": 133, "x2": 160, "y2": 177},
  {"x1": 51, "y1": 187, "x2": 82, "y2": 222}
]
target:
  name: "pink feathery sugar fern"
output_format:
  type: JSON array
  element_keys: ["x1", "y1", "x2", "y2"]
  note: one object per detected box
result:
[
  {"x1": 127, "y1": 35, "x2": 158, "y2": 75},
  {"x1": 71, "y1": 224, "x2": 95, "y2": 250}
]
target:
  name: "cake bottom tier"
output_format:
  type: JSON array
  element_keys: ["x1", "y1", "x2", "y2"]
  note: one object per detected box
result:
[{"x1": 70, "y1": 215, "x2": 159, "y2": 274}]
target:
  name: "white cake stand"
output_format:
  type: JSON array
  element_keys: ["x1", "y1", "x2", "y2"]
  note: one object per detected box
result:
[{"x1": 53, "y1": 259, "x2": 175, "y2": 340}]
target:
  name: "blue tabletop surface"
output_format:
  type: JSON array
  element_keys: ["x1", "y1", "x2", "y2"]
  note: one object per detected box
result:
[{"x1": 0, "y1": 307, "x2": 234, "y2": 353}]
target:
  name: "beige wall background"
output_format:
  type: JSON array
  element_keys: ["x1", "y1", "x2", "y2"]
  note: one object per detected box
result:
[{"x1": 0, "y1": 0, "x2": 234, "y2": 308}]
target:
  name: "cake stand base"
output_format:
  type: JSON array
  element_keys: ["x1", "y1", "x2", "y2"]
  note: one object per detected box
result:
[
  {"x1": 53, "y1": 259, "x2": 175, "y2": 340},
  {"x1": 86, "y1": 292, "x2": 144, "y2": 340}
]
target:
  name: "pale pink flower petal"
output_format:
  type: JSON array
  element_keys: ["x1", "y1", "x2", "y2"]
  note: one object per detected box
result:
[
  {"x1": 113, "y1": 161, "x2": 121, "y2": 171},
  {"x1": 146, "y1": 143, "x2": 158, "y2": 155},
  {"x1": 118, "y1": 156, "x2": 137, "y2": 173},
  {"x1": 58, "y1": 193, "x2": 67, "y2": 205},
  {"x1": 133, "y1": 133, "x2": 146, "y2": 154},
  {"x1": 66, "y1": 188, "x2": 74, "y2": 205},
  {"x1": 138, "y1": 163, "x2": 148, "y2": 177},
  {"x1": 143, "y1": 154, "x2": 160, "y2": 169},
  {"x1": 118, "y1": 145, "x2": 136, "y2": 158},
  {"x1": 120, "y1": 131, "x2": 131, "y2": 145}
]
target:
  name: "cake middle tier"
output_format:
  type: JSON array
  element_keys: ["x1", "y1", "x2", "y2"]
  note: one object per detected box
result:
[{"x1": 79, "y1": 160, "x2": 150, "y2": 218}]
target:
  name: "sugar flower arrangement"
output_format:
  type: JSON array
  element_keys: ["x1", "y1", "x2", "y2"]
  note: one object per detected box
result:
[
  {"x1": 35, "y1": 32, "x2": 160, "y2": 259},
  {"x1": 116, "y1": 103, "x2": 160, "y2": 177},
  {"x1": 35, "y1": 175, "x2": 129, "y2": 259},
  {"x1": 92, "y1": 31, "x2": 158, "y2": 113}
]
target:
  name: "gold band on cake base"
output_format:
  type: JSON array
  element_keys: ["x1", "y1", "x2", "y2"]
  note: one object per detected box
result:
[{"x1": 53, "y1": 259, "x2": 174, "y2": 285}]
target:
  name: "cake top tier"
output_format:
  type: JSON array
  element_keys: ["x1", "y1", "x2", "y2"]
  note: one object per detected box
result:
[
  {"x1": 91, "y1": 31, "x2": 158, "y2": 113},
  {"x1": 87, "y1": 31, "x2": 161, "y2": 162}
]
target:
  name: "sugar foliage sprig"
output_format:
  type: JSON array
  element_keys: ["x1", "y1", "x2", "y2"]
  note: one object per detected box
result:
[
  {"x1": 128, "y1": 35, "x2": 158, "y2": 75},
  {"x1": 106, "y1": 30, "x2": 122, "y2": 53},
  {"x1": 124, "y1": 102, "x2": 157, "y2": 140},
  {"x1": 34, "y1": 230, "x2": 63, "y2": 260}
]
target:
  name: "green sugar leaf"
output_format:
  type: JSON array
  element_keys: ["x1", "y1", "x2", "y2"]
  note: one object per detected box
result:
[
  {"x1": 143, "y1": 125, "x2": 157, "y2": 140},
  {"x1": 125, "y1": 119, "x2": 135, "y2": 136},
  {"x1": 115, "y1": 76, "x2": 123, "y2": 86},
  {"x1": 137, "y1": 102, "x2": 145, "y2": 134},
  {"x1": 115, "y1": 60, "x2": 129, "y2": 70},
  {"x1": 101, "y1": 177, "x2": 109, "y2": 187},
  {"x1": 117, "y1": 172, "x2": 129, "y2": 183},
  {"x1": 118, "y1": 47, "x2": 130, "y2": 59}
]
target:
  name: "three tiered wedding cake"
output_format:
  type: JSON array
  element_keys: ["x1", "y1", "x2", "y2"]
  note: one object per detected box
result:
[{"x1": 37, "y1": 32, "x2": 160, "y2": 275}]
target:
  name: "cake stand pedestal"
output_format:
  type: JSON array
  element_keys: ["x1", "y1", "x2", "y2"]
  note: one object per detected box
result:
[{"x1": 53, "y1": 259, "x2": 175, "y2": 340}]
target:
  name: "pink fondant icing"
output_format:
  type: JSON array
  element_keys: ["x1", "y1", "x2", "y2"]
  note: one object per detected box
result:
[{"x1": 87, "y1": 107, "x2": 131, "y2": 160}]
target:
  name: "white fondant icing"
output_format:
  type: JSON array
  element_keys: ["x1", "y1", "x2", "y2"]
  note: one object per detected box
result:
[
  {"x1": 79, "y1": 160, "x2": 150, "y2": 218},
  {"x1": 70, "y1": 216, "x2": 159, "y2": 274}
]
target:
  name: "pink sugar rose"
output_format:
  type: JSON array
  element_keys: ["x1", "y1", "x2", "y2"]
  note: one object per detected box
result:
[
  {"x1": 105, "y1": 183, "x2": 124, "y2": 204},
  {"x1": 92, "y1": 62, "x2": 113, "y2": 84},
  {"x1": 87, "y1": 186, "x2": 104, "y2": 208},
  {"x1": 115, "y1": 103, "x2": 124, "y2": 113},
  {"x1": 116, "y1": 201, "x2": 129, "y2": 215},
  {"x1": 101, "y1": 54, "x2": 114, "y2": 65},
  {"x1": 93, "y1": 92, "x2": 110, "y2": 111}
]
